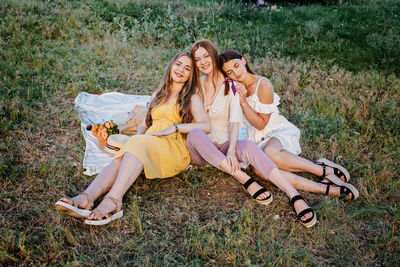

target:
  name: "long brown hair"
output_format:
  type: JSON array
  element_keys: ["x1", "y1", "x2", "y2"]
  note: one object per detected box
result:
[
  {"x1": 219, "y1": 49, "x2": 254, "y2": 76},
  {"x1": 145, "y1": 51, "x2": 198, "y2": 128},
  {"x1": 191, "y1": 40, "x2": 230, "y2": 96}
]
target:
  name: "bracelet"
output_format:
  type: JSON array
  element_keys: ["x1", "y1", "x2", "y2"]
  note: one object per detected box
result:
[{"x1": 174, "y1": 124, "x2": 179, "y2": 133}]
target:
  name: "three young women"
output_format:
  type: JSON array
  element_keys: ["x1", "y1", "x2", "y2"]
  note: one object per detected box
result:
[
  {"x1": 56, "y1": 43, "x2": 358, "y2": 228},
  {"x1": 219, "y1": 49, "x2": 359, "y2": 200},
  {"x1": 55, "y1": 51, "x2": 211, "y2": 225}
]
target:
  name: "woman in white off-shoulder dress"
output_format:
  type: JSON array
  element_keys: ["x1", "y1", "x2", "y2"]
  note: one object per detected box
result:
[
  {"x1": 246, "y1": 84, "x2": 301, "y2": 155},
  {"x1": 220, "y1": 49, "x2": 359, "y2": 201}
]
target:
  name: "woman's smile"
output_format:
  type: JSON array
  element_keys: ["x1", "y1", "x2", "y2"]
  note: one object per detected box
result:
[
  {"x1": 199, "y1": 63, "x2": 210, "y2": 72},
  {"x1": 174, "y1": 71, "x2": 184, "y2": 78}
]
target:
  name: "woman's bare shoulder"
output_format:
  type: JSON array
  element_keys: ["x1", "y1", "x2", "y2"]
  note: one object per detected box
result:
[{"x1": 257, "y1": 77, "x2": 274, "y2": 104}]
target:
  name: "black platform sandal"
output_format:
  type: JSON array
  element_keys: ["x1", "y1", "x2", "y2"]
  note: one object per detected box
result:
[
  {"x1": 323, "y1": 174, "x2": 359, "y2": 200},
  {"x1": 317, "y1": 158, "x2": 350, "y2": 182},
  {"x1": 242, "y1": 177, "x2": 273, "y2": 205},
  {"x1": 289, "y1": 195, "x2": 317, "y2": 228}
]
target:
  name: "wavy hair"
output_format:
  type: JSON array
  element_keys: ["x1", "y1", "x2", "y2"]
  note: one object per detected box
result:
[{"x1": 145, "y1": 51, "x2": 198, "y2": 128}]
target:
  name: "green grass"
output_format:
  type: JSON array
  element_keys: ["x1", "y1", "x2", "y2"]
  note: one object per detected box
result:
[{"x1": 0, "y1": 0, "x2": 399, "y2": 265}]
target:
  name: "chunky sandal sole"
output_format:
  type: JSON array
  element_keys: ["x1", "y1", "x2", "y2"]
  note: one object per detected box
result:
[
  {"x1": 325, "y1": 174, "x2": 359, "y2": 200},
  {"x1": 256, "y1": 194, "x2": 273, "y2": 205},
  {"x1": 55, "y1": 201, "x2": 92, "y2": 218},
  {"x1": 84, "y1": 210, "x2": 124, "y2": 225},
  {"x1": 303, "y1": 214, "x2": 317, "y2": 228},
  {"x1": 317, "y1": 158, "x2": 350, "y2": 182}
]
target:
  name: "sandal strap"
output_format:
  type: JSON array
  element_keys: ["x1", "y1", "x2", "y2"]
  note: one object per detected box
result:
[
  {"x1": 290, "y1": 194, "x2": 315, "y2": 224},
  {"x1": 334, "y1": 168, "x2": 345, "y2": 180},
  {"x1": 290, "y1": 195, "x2": 304, "y2": 206},
  {"x1": 340, "y1": 186, "x2": 354, "y2": 200},
  {"x1": 252, "y1": 187, "x2": 269, "y2": 200},
  {"x1": 297, "y1": 208, "x2": 315, "y2": 224},
  {"x1": 87, "y1": 196, "x2": 122, "y2": 221},
  {"x1": 104, "y1": 195, "x2": 122, "y2": 212},
  {"x1": 242, "y1": 177, "x2": 255, "y2": 190},
  {"x1": 325, "y1": 183, "x2": 331, "y2": 195},
  {"x1": 92, "y1": 209, "x2": 110, "y2": 220},
  {"x1": 318, "y1": 161, "x2": 347, "y2": 181},
  {"x1": 319, "y1": 180, "x2": 334, "y2": 185},
  {"x1": 80, "y1": 192, "x2": 94, "y2": 209},
  {"x1": 317, "y1": 162, "x2": 327, "y2": 177}
]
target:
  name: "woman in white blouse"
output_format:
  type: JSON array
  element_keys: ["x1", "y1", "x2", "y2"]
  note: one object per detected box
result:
[
  {"x1": 186, "y1": 40, "x2": 318, "y2": 228},
  {"x1": 219, "y1": 49, "x2": 359, "y2": 201}
]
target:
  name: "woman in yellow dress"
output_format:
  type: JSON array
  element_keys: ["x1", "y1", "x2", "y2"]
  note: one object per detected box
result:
[{"x1": 55, "y1": 51, "x2": 211, "y2": 225}]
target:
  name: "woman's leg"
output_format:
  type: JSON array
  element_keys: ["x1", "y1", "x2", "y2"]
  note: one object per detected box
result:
[
  {"x1": 264, "y1": 138, "x2": 337, "y2": 177},
  {"x1": 87, "y1": 152, "x2": 144, "y2": 220},
  {"x1": 252, "y1": 164, "x2": 355, "y2": 199},
  {"x1": 235, "y1": 140, "x2": 314, "y2": 221},
  {"x1": 273, "y1": 170, "x2": 326, "y2": 194},
  {"x1": 280, "y1": 170, "x2": 354, "y2": 198},
  {"x1": 186, "y1": 129, "x2": 271, "y2": 200},
  {"x1": 59, "y1": 157, "x2": 123, "y2": 208}
]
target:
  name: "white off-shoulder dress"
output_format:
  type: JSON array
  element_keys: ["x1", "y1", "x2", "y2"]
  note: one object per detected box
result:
[{"x1": 244, "y1": 78, "x2": 302, "y2": 155}]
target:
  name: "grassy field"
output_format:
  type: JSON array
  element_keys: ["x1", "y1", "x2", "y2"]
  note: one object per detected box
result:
[{"x1": 1, "y1": 0, "x2": 399, "y2": 265}]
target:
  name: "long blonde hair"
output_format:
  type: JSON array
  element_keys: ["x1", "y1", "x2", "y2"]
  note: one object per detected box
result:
[{"x1": 145, "y1": 52, "x2": 198, "y2": 127}]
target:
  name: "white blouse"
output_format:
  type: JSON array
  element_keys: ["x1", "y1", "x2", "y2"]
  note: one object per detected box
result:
[{"x1": 201, "y1": 80, "x2": 243, "y2": 144}]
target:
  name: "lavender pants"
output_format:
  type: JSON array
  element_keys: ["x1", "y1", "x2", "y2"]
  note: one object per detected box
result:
[{"x1": 186, "y1": 129, "x2": 277, "y2": 179}]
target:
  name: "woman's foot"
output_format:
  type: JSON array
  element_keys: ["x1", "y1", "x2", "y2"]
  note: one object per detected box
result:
[
  {"x1": 59, "y1": 192, "x2": 93, "y2": 210},
  {"x1": 325, "y1": 185, "x2": 357, "y2": 200},
  {"x1": 317, "y1": 158, "x2": 350, "y2": 183},
  {"x1": 322, "y1": 174, "x2": 359, "y2": 200},
  {"x1": 293, "y1": 197, "x2": 314, "y2": 222},
  {"x1": 241, "y1": 177, "x2": 273, "y2": 205},
  {"x1": 85, "y1": 195, "x2": 123, "y2": 225},
  {"x1": 55, "y1": 192, "x2": 94, "y2": 218},
  {"x1": 290, "y1": 195, "x2": 317, "y2": 228}
]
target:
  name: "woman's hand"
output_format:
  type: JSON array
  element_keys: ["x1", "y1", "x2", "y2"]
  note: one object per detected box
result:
[
  {"x1": 149, "y1": 125, "x2": 176, "y2": 136},
  {"x1": 226, "y1": 148, "x2": 240, "y2": 174},
  {"x1": 235, "y1": 82, "x2": 248, "y2": 105}
]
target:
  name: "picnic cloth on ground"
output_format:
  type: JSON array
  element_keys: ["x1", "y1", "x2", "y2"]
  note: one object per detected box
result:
[{"x1": 74, "y1": 92, "x2": 151, "y2": 176}]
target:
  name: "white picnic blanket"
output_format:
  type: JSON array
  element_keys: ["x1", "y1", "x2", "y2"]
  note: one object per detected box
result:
[
  {"x1": 74, "y1": 92, "x2": 151, "y2": 176},
  {"x1": 74, "y1": 92, "x2": 247, "y2": 176}
]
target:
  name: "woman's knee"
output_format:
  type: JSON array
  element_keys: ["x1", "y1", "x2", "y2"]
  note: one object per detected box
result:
[
  {"x1": 264, "y1": 144, "x2": 282, "y2": 162},
  {"x1": 237, "y1": 140, "x2": 258, "y2": 153}
]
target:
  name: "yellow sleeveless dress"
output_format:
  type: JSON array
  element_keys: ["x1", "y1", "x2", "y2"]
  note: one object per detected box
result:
[{"x1": 114, "y1": 98, "x2": 190, "y2": 179}]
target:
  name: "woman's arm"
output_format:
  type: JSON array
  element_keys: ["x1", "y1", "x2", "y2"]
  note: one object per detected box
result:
[
  {"x1": 176, "y1": 94, "x2": 211, "y2": 133},
  {"x1": 136, "y1": 92, "x2": 157, "y2": 135},
  {"x1": 237, "y1": 80, "x2": 274, "y2": 131},
  {"x1": 150, "y1": 94, "x2": 211, "y2": 136},
  {"x1": 225, "y1": 89, "x2": 242, "y2": 173},
  {"x1": 228, "y1": 122, "x2": 239, "y2": 152},
  {"x1": 226, "y1": 122, "x2": 240, "y2": 173}
]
